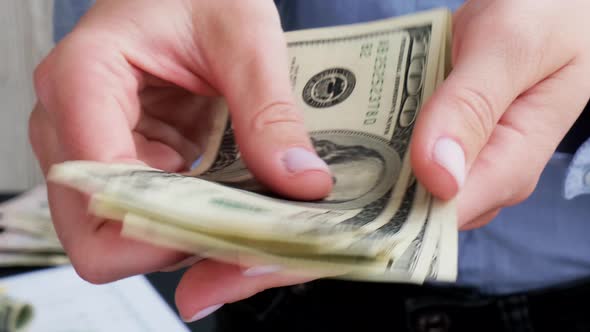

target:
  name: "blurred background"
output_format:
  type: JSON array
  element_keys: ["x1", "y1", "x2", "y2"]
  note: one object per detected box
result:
[{"x1": 0, "y1": 1, "x2": 51, "y2": 192}]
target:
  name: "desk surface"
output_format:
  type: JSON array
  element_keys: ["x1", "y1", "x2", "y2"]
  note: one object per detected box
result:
[{"x1": 0, "y1": 193, "x2": 215, "y2": 332}]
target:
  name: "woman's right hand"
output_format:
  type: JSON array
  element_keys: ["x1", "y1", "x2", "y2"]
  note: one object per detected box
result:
[{"x1": 30, "y1": 0, "x2": 333, "y2": 322}]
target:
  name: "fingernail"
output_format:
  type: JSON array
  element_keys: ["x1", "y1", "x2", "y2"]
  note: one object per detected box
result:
[
  {"x1": 281, "y1": 147, "x2": 329, "y2": 174},
  {"x1": 433, "y1": 137, "x2": 465, "y2": 188},
  {"x1": 242, "y1": 265, "x2": 282, "y2": 277},
  {"x1": 185, "y1": 304, "x2": 224, "y2": 323},
  {"x1": 190, "y1": 156, "x2": 203, "y2": 170}
]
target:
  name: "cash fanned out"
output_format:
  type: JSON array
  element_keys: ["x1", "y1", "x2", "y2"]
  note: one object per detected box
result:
[{"x1": 48, "y1": 8, "x2": 457, "y2": 284}]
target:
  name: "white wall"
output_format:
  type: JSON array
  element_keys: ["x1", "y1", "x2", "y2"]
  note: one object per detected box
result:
[{"x1": 0, "y1": 1, "x2": 54, "y2": 192}]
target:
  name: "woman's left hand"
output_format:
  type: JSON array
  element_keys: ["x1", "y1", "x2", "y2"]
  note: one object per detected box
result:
[{"x1": 410, "y1": 0, "x2": 590, "y2": 230}]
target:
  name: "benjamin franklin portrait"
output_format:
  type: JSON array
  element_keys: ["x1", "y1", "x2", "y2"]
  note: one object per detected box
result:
[{"x1": 213, "y1": 130, "x2": 402, "y2": 210}]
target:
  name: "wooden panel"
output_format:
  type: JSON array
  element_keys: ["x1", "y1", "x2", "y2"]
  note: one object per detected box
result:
[{"x1": 0, "y1": 0, "x2": 54, "y2": 191}]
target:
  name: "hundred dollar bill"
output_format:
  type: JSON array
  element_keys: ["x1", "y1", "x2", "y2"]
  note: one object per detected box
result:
[
  {"x1": 87, "y1": 179, "x2": 452, "y2": 283},
  {"x1": 119, "y1": 202, "x2": 448, "y2": 283},
  {"x1": 121, "y1": 213, "x2": 388, "y2": 278},
  {"x1": 47, "y1": 8, "x2": 457, "y2": 283},
  {"x1": 194, "y1": 8, "x2": 453, "y2": 252},
  {"x1": 194, "y1": 7, "x2": 456, "y2": 281}
]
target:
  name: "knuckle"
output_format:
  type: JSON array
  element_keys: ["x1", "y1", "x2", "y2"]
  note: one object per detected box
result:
[
  {"x1": 461, "y1": 8, "x2": 544, "y2": 74},
  {"x1": 27, "y1": 105, "x2": 44, "y2": 152},
  {"x1": 33, "y1": 57, "x2": 53, "y2": 104},
  {"x1": 482, "y1": 11, "x2": 544, "y2": 69},
  {"x1": 250, "y1": 101, "x2": 304, "y2": 132},
  {"x1": 451, "y1": 86, "x2": 497, "y2": 142},
  {"x1": 498, "y1": 18, "x2": 543, "y2": 61},
  {"x1": 27, "y1": 104, "x2": 56, "y2": 175},
  {"x1": 32, "y1": 34, "x2": 88, "y2": 110}
]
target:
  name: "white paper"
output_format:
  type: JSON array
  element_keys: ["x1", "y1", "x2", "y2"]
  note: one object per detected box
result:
[{"x1": 0, "y1": 265, "x2": 190, "y2": 332}]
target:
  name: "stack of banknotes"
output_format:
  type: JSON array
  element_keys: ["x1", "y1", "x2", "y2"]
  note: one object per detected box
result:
[
  {"x1": 47, "y1": 8, "x2": 457, "y2": 284},
  {"x1": 0, "y1": 186, "x2": 69, "y2": 268}
]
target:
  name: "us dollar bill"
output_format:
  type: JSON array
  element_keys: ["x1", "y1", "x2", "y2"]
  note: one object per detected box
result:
[
  {"x1": 48, "y1": 8, "x2": 457, "y2": 283},
  {"x1": 195, "y1": 7, "x2": 456, "y2": 281}
]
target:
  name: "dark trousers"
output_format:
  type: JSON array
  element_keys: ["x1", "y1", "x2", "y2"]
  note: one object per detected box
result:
[{"x1": 214, "y1": 277, "x2": 590, "y2": 332}]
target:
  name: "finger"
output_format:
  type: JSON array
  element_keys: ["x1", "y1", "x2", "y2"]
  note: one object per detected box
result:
[
  {"x1": 410, "y1": 12, "x2": 575, "y2": 200},
  {"x1": 29, "y1": 103, "x2": 61, "y2": 175},
  {"x1": 202, "y1": 2, "x2": 333, "y2": 201},
  {"x1": 48, "y1": 167, "x2": 188, "y2": 285},
  {"x1": 132, "y1": 132, "x2": 187, "y2": 172},
  {"x1": 175, "y1": 260, "x2": 316, "y2": 323},
  {"x1": 33, "y1": 32, "x2": 143, "y2": 165},
  {"x1": 29, "y1": 104, "x2": 189, "y2": 284},
  {"x1": 456, "y1": 60, "x2": 590, "y2": 226},
  {"x1": 138, "y1": 89, "x2": 227, "y2": 171},
  {"x1": 51, "y1": 185, "x2": 189, "y2": 284},
  {"x1": 459, "y1": 208, "x2": 500, "y2": 231},
  {"x1": 134, "y1": 113, "x2": 200, "y2": 168}
]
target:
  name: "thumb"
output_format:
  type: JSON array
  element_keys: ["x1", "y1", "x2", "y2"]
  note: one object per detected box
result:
[
  {"x1": 409, "y1": 65, "x2": 513, "y2": 200},
  {"x1": 206, "y1": 4, "x2": 333, "y2": 201},
  {"x1": 410, "y1": 36, "x2": 564, "y2": 200}
]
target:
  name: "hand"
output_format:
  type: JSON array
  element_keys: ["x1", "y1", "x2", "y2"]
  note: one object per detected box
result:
[
  {"x1": 30, "y1": 0, "x2": 332, "y2": 321},
  {"x1": 410, "y1": 0, "x2": 590, "y2": 230}
]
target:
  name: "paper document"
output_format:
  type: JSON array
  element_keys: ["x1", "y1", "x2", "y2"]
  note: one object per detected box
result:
[{"x1": 0, "y1": 265, "x2": 190, "y2": 332}]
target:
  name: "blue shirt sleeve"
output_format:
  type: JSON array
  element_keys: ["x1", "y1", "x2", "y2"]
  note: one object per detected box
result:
[
  {"x1": 275, "y1": 0, "x2": 463, "y2": 31},
  {"x1": 53, "y1": 0, "x2": 95, "y2": 43}
]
